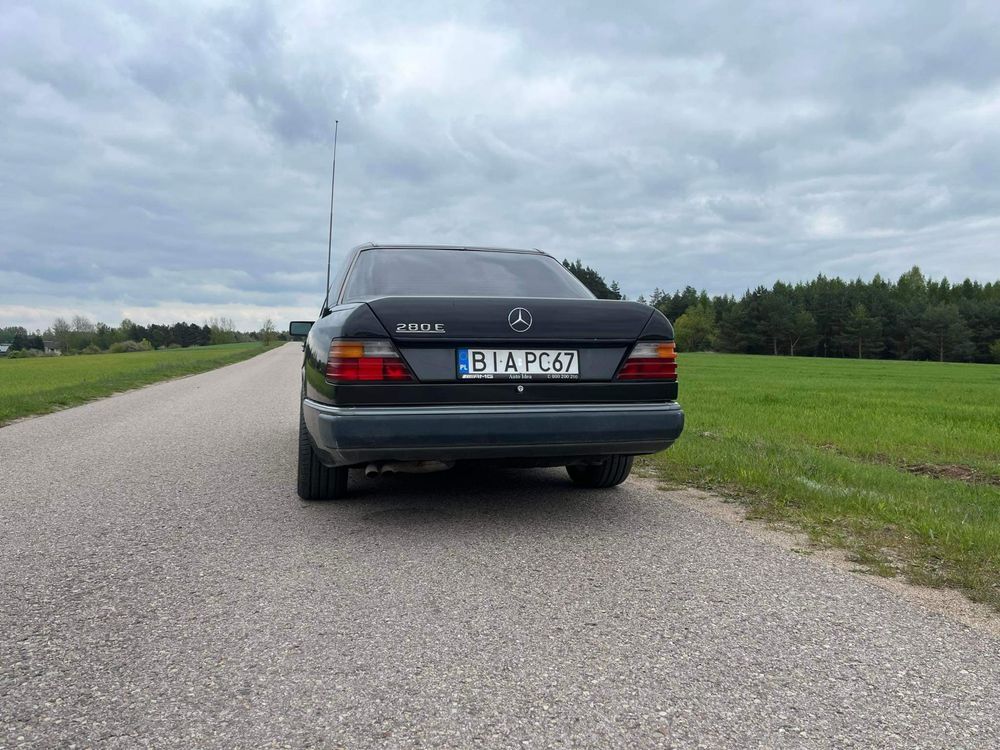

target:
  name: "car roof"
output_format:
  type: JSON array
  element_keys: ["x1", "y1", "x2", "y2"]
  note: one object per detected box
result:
[{"x1": 350, "y1": 243, "x2": 547, "y2": 256}]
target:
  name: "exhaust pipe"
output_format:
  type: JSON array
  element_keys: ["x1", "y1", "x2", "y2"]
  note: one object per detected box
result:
[{"x1": 365, "y1": 461, "x2": 454, "y2": 477}]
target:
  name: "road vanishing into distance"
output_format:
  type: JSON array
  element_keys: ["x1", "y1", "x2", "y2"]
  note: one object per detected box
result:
[{"x1": 2, "y1": 343, "x2": 998, "y2": 749}]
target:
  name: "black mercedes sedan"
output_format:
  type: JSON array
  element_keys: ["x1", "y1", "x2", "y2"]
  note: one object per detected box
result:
[{"x1": 289, "y1": 244, "x2": 684, "y2": 500}]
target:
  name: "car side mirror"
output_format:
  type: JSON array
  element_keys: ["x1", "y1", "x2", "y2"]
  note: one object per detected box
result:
[{"x1": 289, "y1": 321, "x2": 313, "y2": 340}]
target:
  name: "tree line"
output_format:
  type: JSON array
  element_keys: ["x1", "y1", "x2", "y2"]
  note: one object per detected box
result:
[
  {"x1": 1, "y1": 316, "x2": 281, "y2": 356},
  {"x1": 5, "y1": 264, "x2": 998, "y2": 364},
  {"x1": 564, "y1": 260, "x2": 1000, "y2": 364}
]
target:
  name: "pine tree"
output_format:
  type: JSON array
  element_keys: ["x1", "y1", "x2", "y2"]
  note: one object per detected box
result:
[
  {"x1": 788, "y1": 310, "x2": 817, "y2": 356},
  {"x1": 841, "y1": 304, "x2": 883, "y2": 359},
  {"x1": 913, "y1": 305, "x2": 974, "y2": 362}
]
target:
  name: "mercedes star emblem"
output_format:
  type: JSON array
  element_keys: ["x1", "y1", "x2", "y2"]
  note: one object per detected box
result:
[{"x1": 507, "y1": 307, "x2": 532, "y2": 333}]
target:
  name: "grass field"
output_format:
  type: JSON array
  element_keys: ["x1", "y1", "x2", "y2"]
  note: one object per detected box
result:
[
  {"x1": 650, "y1": 353, "x2": 1000, "y2": 610},
  {"x1": 0, "y1": 342, "x2": 277, "y2": 425}
]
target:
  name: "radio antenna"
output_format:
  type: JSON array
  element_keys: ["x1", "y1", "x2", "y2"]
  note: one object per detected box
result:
[{"x1": 321, "y1": 120, "x2": 339, "y2": 315}]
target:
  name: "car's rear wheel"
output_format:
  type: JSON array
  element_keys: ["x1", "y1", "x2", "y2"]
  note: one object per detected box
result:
[
  {"x1": 566, "y1": 455, "x2": 634, "y2": 488},
  {"x1": 297, "y1": 408, "x2": 348, "y2": 500}
]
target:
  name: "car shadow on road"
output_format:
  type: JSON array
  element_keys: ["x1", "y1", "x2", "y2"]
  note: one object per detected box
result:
[{"x1": 296, "y1": 464, "x2": 640, "y2": 530}]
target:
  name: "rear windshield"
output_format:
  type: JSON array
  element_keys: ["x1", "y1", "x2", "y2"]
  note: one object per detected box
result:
[{"x1": 340, "y1": 248, "x2": 595, "y2": 301}]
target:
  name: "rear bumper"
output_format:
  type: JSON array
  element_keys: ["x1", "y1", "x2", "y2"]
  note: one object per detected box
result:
[{"x1": 302, "y1": 399, "x2": 685, "y2": 466}]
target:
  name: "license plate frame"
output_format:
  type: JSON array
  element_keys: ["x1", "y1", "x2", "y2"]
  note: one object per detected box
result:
[{"x1": 457, "y1": 348, "x2": 580, "y2": 380}]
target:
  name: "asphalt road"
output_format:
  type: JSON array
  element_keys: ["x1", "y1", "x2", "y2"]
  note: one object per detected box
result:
[{"x1": 2, "y1": 343, "x2": 998, "y2": 749}]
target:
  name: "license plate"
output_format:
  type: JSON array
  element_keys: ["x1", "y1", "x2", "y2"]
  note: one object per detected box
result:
[{"x1": 457, "y1": 348, "x2": 579, "y2": 380}]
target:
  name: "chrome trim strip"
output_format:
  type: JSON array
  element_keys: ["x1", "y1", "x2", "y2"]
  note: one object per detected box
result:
[{"x1": 303, "y1": 399, "x2": 680, "y2": 417}]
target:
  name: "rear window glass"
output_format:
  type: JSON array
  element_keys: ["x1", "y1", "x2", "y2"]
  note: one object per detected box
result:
[{"x1": 341, "y1": 248, "x2": 595, "y2": 301}]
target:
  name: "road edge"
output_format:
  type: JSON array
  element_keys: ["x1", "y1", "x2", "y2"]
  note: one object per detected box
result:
[
  {"x1": 0, "y1": 342, "x2": 291, "y2": 429},
  {"x1": 634, "y1": 476, "x2": 1000, "y2": 639}
]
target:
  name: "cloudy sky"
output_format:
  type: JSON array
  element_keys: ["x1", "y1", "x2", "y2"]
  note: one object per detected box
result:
[{"x1": 2, "y1": 1, "x2": 1000, "y2": 331}]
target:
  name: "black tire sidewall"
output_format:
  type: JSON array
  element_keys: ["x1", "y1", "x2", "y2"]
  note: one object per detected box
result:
[{"x1": 567, "y1": 455, "x2": 633, "y2": 488}]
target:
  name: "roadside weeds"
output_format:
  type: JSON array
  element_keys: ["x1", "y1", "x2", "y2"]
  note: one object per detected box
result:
[{"x1": 634, "y1": 474, "x2": 1000, "y2": 640}]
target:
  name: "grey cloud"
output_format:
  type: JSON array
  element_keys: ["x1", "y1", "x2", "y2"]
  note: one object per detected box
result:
[{"x1": 2, "y1": 0, "x2": 1000, "y2": 332}]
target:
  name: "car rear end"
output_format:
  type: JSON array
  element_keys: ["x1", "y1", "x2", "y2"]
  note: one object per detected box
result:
[{"x1": 296, "y1": 245, "x2": 684, "y2": 497}]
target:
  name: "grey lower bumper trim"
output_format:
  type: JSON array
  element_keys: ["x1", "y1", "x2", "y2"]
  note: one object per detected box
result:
[{"x1": 302, "y1": 399, "x2": 684, "y2": 466}]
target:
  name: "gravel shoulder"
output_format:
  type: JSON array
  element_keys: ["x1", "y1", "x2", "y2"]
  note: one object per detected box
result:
[
  {"x1": 641, "y1": 481, "x2": 1000, "y2": 640},
  {"x1": 2, "y1": 343, "x2": 998, "y2": 749}
]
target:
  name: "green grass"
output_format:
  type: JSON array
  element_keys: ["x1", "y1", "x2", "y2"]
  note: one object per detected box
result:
[
  {"x1": 0, "y1": 343, "x2": 278, "y2": 425},
  {"x1": 650, "y1": 353, "x2": 1000, "y2": 610}
]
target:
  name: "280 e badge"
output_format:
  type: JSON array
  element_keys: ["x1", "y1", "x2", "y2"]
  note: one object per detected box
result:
[{"x1": 396, "y1": 322, "x2": 446, "y2": 333}]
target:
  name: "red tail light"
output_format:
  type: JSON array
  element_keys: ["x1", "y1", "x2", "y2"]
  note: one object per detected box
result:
[
  {"x1": 617, "y1": 341, "x2": 677, "y2": 381},
  {"x1": 325, "y1": 339, "x2": 415, "y2": 382}
]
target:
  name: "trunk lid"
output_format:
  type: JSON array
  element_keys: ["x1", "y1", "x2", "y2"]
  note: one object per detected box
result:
[
  {"x1": 366, "y1": 296, "x2": 656, "y2": 383},
  {"x1": 367, "y1": 297, "x2": 654, "y2": 343}
]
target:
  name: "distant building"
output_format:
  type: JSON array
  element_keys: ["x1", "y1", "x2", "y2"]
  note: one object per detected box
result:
[
  {"x1": 0, "y1": 342, "x2": 10, "y2": 355},
  {"x1": 42, "y1": 340, "x2": 60, "y2": 355}
]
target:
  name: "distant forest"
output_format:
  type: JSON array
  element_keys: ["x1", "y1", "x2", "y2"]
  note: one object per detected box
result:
[
  {"x1": 563, "y1": 260, "x2": 1000, "y2": 364},
  {"x1": 1, "y1": 316, "x2": 279, "y2": 356},
  {"x1": 5, "y1": 265, "x2": 998, "y2": 364}
]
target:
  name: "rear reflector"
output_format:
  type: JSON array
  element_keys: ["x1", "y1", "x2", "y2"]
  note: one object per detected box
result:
[
  {"x1": 616, "y1": 341, "x2": 677, "y2": 381},
  {"x1": 326, "y1": 339, "x2": 414, "y2": 382}
]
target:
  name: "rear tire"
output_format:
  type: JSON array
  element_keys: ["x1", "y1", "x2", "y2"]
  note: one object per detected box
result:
[
  {"x1": 566, "y1": 455, "x2": 634, "y2": 488},
  {"x1": 297, "y1": 408, "x2": 348, "y2": 500}
]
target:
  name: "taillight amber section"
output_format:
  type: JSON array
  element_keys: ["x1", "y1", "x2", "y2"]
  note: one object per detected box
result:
[
  {"x1": 325, "y1": 339, "x2": 414, "y2": 382},
  {"x1": 616, "y1": 341, "x2": 677, "y2": 381},
  {"x1": 329, "y1": 342, "x2": 365, "y2": 359}
]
